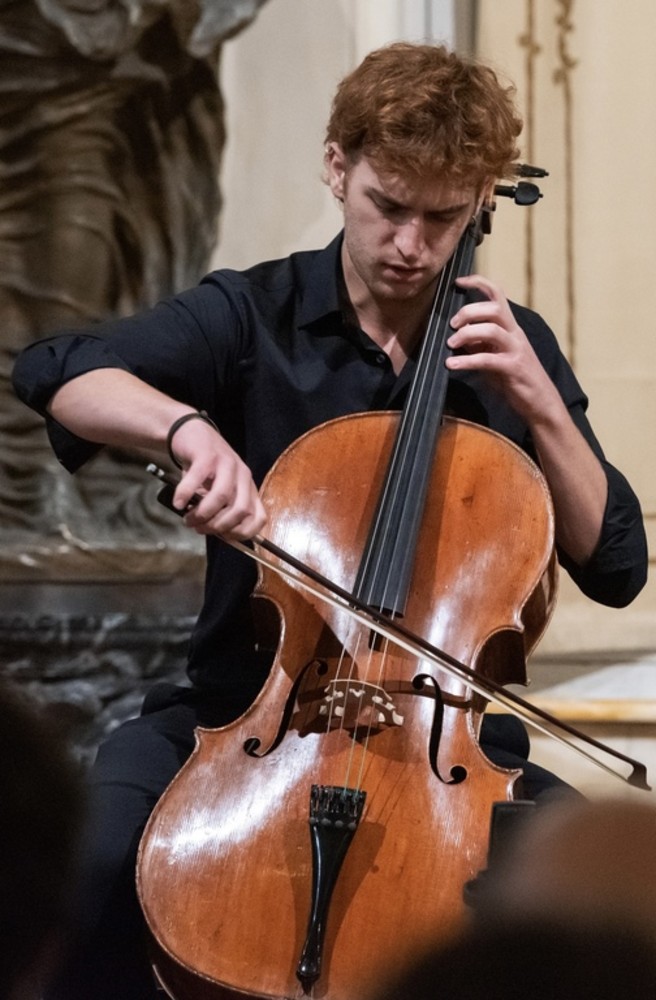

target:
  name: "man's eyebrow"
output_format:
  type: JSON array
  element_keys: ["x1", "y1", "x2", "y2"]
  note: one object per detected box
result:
[
  {"x1": 426, "y1": 201, "x2": 473, "y2": 217},
  {"x1": 366, "y1": 186, "x2": 404, "y2": 208},
  {"x1": 366, "y1": 187, "x2": 471, "y2": 216}
]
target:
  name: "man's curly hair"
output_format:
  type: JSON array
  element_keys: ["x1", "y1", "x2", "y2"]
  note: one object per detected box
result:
[{"x1": 325, "y1": 42, "x2": 522, "y2": 187}]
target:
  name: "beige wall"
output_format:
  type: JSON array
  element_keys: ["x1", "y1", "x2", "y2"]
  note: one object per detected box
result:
[
  {"x1": 476, "y1": 1, "x2": 655, "y2": 654},
  {"x1": 212, "y1": 0, "x2": 352, "y2": 270},
  {"x1": 216, "y1": 0, "x2": 655, "y2": 657}
]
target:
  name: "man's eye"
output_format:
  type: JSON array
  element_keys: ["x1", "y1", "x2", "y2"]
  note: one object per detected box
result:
[{"x1": 378, "y1": 202, "x2": 403, "y2": 217}]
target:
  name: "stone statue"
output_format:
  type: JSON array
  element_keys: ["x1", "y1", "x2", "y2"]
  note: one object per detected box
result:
[
  {"x1": 0, "y1": 0, "x2": 269, "y2": 567},
  {"x1": 1, "y1": 0, "x2": 272, "y2": 760}
]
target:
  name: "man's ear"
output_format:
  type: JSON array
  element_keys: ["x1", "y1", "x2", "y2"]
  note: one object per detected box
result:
[{"x1": 324, "y1": 142, "x2": 347, "y2": 202}]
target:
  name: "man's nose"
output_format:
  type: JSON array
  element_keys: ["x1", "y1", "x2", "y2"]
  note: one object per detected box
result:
[{"x1": 395, "y1": 217, "x2": 425, "y2": 259}]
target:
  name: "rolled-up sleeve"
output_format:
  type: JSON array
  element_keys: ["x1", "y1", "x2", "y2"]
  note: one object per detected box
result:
[
  {"x1": 558, "y1": 461, "x2": 648, "y2": 608},
  {"x1": 12, "y1": 284, "x2": 235, "y2": 472},
  {"x1": 12, "y1": 334, "x2": 133, "y2": 416},
  {"x1": 12, "y1": 334, "x2": 136, "y2": 471}
]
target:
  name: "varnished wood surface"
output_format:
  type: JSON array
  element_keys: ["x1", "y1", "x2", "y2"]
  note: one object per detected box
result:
[{"x1": 138, "y1": 413, "x2": 556, "y2": 1000}]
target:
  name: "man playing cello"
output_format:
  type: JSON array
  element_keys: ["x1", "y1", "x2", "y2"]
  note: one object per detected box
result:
[{"x1": 12, "y1": 41, "x2": 647, "y2": 1000}]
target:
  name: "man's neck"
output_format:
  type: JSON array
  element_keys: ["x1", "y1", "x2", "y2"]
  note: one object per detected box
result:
[{"x1": 344, "y1": 272, "x2": 435, "y2": 374}]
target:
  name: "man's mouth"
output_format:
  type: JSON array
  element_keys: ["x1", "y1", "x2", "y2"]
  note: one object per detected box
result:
[{"x1": 383, "y1": 263, "x2": 425, "y2": 279}]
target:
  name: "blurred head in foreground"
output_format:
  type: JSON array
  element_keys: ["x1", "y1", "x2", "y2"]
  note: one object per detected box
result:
[{"x1": 0, "y1": 683, "x2": 85, "y2": 998}]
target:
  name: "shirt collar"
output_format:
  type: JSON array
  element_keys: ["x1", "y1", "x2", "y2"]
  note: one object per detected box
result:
[{"x1": 297, "y1": 231, "x2": 345, "y2": 329}]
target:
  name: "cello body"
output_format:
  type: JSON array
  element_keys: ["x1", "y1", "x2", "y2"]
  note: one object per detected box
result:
[{"x1": 137, "y1": 411, "x2": 557, "y2": 1000}]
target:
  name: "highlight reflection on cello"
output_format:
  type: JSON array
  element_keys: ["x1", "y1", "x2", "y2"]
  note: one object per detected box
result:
[{"x1": 12, "y1": 41, "x2": 648, "y2": 1000}]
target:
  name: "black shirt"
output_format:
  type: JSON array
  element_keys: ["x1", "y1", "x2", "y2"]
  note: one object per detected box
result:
[{"x1": 12, "y1": 233, "x2": 648, "y2": 696}]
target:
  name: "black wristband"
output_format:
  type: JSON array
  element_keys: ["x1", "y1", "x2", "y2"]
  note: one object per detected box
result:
[{"x1": 166, "y1": 410, "x2": 218, "y2": 469}]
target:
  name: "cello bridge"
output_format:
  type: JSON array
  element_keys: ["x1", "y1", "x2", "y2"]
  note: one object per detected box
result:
[{"x1": 318, "y1": 679, "x2": 404, "y2": 730}]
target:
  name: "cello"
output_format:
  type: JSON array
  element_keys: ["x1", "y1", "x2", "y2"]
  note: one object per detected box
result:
[{"x1": 137, "y1": 174, "x2": 644, "y2": 1000}]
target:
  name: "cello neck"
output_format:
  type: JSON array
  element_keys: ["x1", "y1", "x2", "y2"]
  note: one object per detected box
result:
[{"x1": 352, "y1": 216, "x2": 480, "y2": 617}]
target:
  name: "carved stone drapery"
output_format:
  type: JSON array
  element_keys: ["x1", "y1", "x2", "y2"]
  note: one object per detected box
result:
[
  {"x1": 1, "y1": 0, "x2": 270, "y2": 755},
  {"x1": 1, "y1": 0, "x2": 268, "y2": 568}
]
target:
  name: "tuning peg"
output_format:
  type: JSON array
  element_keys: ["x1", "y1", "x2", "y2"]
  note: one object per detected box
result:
[{"x1": 494, "y1": 181, "x2": 543, "y2": 206}]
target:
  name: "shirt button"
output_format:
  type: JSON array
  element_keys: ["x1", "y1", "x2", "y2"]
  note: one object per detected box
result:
[{"x1": 375, "y1": 352, "x2": 387, "y2": 366}]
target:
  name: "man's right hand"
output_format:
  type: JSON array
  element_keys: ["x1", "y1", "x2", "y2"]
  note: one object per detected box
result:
[{"x1": 170, "y1": 417, "x2": 267, "y2": 542}]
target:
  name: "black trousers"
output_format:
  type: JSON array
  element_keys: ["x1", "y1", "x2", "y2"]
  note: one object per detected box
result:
[{"x1": 47, "y1": 684, "x2": 574, "y2": 1000}]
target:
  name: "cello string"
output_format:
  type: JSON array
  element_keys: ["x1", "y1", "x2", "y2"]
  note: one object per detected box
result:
[
  {"x1": 322, "y1": 596, "x2": 400, "y2": 795},
  {"x1": 359, "y1": 228, "x2": 472, "y2": 614},
  {"x1": 352, "y1": 631, "x2": 398, "y2": 794},
  {"x1": 354, "y1": 261, "x2": 447, "y2": 598},
  {"x1": 337, "y1": 624, "x2": 367, "y2": 785},
  {"x1": 323, "y1": 632, "x2": 355, "y2": 736},
  {"x1": 332, "y1": 599, "x2": 393, "y2": 794},
  {"x1": 342, "y1": 627, "x2": 375, "y2": 793},
  {"x1": 350, "y1": 261, "x2": 444, "y2": 596},
  {"x1": 315, "y1": 591, "x2": 383, "y2": 795}
]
